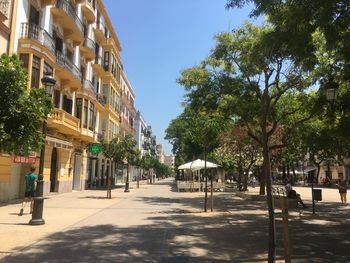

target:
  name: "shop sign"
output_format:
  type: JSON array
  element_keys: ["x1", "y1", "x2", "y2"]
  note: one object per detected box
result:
[
  {"x1": 88, "y1": 143, "x2": 102, "y2": 156},
  {"x1": 13, "y1": 153, "x2": 37, "y2": 164}
]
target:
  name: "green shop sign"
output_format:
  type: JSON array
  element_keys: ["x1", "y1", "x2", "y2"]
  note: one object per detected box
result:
[{"x1": 88, "y1": 143, "x2": 102, "y2": 156}]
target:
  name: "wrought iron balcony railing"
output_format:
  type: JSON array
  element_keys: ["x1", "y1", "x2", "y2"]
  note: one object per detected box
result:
[
  {"x1": 56, "y1": 0, "x2": 84, "y2": 33},
  {"x1": 56, "y1": 51, "x2": 82, "y2": 81},
  {"x1": 82, "y1": 79, "x2": 95, "y2": 93},
  {"x1": 96, "y1": 94, "x2": 107, "y2": 105},
  {"x1": 83, "y1": 38, "x2": 95, "y2": 51},
  {"x1": 20, "y1": 23, "x2": 55, "y2": 53}
]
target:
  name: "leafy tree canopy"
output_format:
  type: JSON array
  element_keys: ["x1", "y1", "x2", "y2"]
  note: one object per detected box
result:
[{"x1": 0, "y1": 54, "x2": 52, "y2": 155}]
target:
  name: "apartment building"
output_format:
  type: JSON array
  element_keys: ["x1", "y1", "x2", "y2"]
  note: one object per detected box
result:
[
  {"x1": 0, "y1": 0, "x2": 12, "y2": 54},
  {"x1": 0, "y1": 0, "x2": 125, "y2": 201},
  {"x1": 156, "y1": 144, "x2": 164, "y2": 163},
  {"x1": 120, "y1": 71, "x2": 136, "y2": 136}
]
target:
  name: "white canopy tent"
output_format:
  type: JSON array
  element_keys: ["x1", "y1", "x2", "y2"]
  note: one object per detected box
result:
[{"x1": 178, "y1": 159, "x2": 220, "y2": 170}]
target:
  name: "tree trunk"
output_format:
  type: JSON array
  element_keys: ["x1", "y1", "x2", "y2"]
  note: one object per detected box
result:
[
  {"x1": 210, "y1": 172, "x2": 214, "y2": 212},
  {"x1": 124, "y1": 163, "x2": 130, "y2": 192},
  {"x1": 316, "y1": 162, "x2": 321, "y2": 184},
  {"x1": 204, "y1": 151, "x2": 208, "y2": 212},
  {"x1": 107, "y1": 159, "x2": 112, "y2": 199},
  {"x1": 137, "y1": 167, "x2": 140, "y2": 188},
  {"x1": 259, "y1": 167, "x2": 266, "y2": 195}
]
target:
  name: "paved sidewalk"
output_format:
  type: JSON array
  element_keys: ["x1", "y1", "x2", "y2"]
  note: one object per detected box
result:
[
  {"x1": 0, "y1": 181, "x2": 148, "y2": 258},
  {"x1": 0, "y1": 179, "x2": 349, "y2": 262}
]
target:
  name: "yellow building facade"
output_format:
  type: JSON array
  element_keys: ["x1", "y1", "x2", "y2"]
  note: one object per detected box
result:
[{"x1": 0, "y1": 0, "x2": 124, "y2": 201}]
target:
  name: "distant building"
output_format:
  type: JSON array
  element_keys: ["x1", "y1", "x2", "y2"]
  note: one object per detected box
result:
[
  {"x1": 156, "y1": 144, "x2": 164, "y2": 163},
  {"x1": 164, "y1": 155, "x2": 175, "y2": 171}
]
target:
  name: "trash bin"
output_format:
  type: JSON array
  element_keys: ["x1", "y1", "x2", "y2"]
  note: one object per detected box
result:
[{"x1": 313, "y1": 189, "x2": 322, "y2": 201}]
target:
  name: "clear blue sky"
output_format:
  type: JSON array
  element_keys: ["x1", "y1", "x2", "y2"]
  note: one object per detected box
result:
[{"x1": 104, "y1": 0, "x2": 253, "y2": 155}]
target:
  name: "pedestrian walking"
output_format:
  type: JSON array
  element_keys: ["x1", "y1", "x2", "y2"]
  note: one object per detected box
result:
[
  {"x1": 251, "y1": 176, "x2": 256, "y2": 188},
  {"x1": 337, "y1": 175, "x2": 347, "y2": 206},
  {"x1": 19, "y1": 166, "x2": 38, "y2": 216}
]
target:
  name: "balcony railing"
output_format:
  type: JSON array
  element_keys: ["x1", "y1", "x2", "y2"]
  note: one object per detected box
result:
[
  {"x1": 0, "y1": 0, "x2": 9, "y2": 17},
  {"x1": 56, "y1": 0, "x2": 83, "y2": 33},
  {"x1": 20, "y1": 23, "x2": 55, "y2": 53},
  {"x1": 97, "y1": 131, "x2": 106, "y2": 142},
  {"x1": 82, "y1": 79, "x2": 95, "y2": 93},
  {"x1": 83, "y1": 38, "x2": 95, "y2": 51},
  {"x1": 96, "y1": 94, "x2": 107, "y2": 105},
  {"x1": 94, "y1": 55, "x2": 103, "y2": 66},
  {"x1": 56, "y1": 51, "x2": 82, "y2": 81}
]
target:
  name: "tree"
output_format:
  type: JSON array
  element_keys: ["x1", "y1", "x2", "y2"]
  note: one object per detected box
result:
[
  {"x1": 217, "y1": 125, "x2": 261, "y2": 191},
  {"x1": 166, "y1": 106, "x2": 228, "y2": 212},
  {"x1": 122, "y1": 134, "x2": 137, "y2": 192},
  {"x1": 140, "y1": 153, "x2": 154, "y2": 183},
  {"x1": 102, "y1": 134, "x2": 126, "y2": 199},
  {"x1": 226, "y1": 0, "x2": 350, "y2": 80},
  {"x1": 226, "y1": 0, "x2": 350, "y2": 152},
  {"x1": 178, "y1": 24, "x2": 313, "y2": 262},
  {"x1": 129, "y1": 149, "x2": 142, "y2": 188},
  {"x1": 0, "y1": 54, "x2": 52, "y2": 155}
]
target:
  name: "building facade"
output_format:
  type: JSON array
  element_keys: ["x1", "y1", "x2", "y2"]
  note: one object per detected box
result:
[
  {"x1": 0, "y1": 0, "x2": 128, "y2": 201},
  {"x1": 164, "y1": 155, "x2": 175, "y2": 171},
  {"x1": 119, "y1": 71, "x2": 136, "y2": 136},
  {"x1": 0, "y1": 0, "x2": 12, "y2": 54}
]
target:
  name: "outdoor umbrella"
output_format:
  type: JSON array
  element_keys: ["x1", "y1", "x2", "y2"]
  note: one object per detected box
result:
[{"x1": 178, "y1": 159, "x2": 219, "y2": 170}]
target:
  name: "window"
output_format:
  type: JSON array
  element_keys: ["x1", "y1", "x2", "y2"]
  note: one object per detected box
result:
[
  {"x1": 31, "y1": 55, "x2": 40, "y2": 88},
  {"x1": 76, "y1": 98, "x2": 82, "y2": 119},
  {"x1": 111, "y1": 55, "x2": 116, "y2": 77},
  {"x1": 44, "y1": 62, "x2": 53, "y2": 76},
  {"x1": 89, "y1": 102, "x2": 94, "y2": 131},
  {"x1": 19, "y1": 54, "x2": 29, "y2": 70},
  {"x1": 63, "y1": 95, "x2": 72, "y2": 114},
  {"x1": 83, "y1": 99, "x2": 88, "y2": 128},
  {"x1": 29, "y1": 5, "x2": 40, "y2": 25},
  {"x1": 104, "y1": 51, "x2": 109, "y2": 71},
  {"x1": 54, "y1": 90, "x2": 60, "y2": 108},
  {"x1": 54, "y1": 31, "x2": 63, "y2": 53}
]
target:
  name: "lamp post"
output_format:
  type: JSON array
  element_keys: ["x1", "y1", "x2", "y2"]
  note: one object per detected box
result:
[
  {"x1": 324, "y1": 76, "x2": 339, "y2": 103},
  {"x1": 29, "y1": 75, "x2": 56, "y2": 225}
]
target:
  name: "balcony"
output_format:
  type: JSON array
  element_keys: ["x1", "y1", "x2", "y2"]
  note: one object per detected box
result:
[
  {"x1": 96, "y1": 94, "x2": 107, "y2": 105},
  {"x1": 51, "y1": 0, "x2": 84, "y2": 45},
  {"x1": 55, "y1": 51, "x2": 82, "y2": 89},
  {"x1": 19, "y1": 23, "x2": 55, "y2": 57},
  {"x1": 97, "y1": 131, "x2": 106, "y2": 142},
  {"x1": 80, "y1": 38, "x2": 95, "y2": 61},
  {"x1": 92, "y1": 55, "x2": 105, "y2": 75},
  {"x1": 41, "y1": 0, "x2": 55, "y2": 6},
  {"x1": 48, "y1": 108, "x2": 81, "y2": 137},
  {"x1": 94, "y1": 18, "x2": 108, "y2": 43},
  {"x1": 81, "y1": 0, "x2": 95, "y2": 24},
  {"x1": 82, "y1": 79, "x2": 96, "y2": 93},
  {"x1": 0, "y1": 0, "x2": 9, "y2": 18}
]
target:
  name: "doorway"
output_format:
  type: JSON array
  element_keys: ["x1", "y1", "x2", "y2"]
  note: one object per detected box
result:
[
  {"x1": 50, "y1": 148, "x2": 58, "y2": 192},
  {"x1": 73, "y1": 153, "x2": 82, "y2": 190}
]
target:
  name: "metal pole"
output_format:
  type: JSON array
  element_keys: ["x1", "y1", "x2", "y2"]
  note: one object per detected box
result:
[{"x1": 29, "y1": 120, "x2": 47, "y2": 225}]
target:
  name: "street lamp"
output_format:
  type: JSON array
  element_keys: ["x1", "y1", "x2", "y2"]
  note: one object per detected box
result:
[
  {"x1": 29, "y1": 75, "x2": 56, "y2": 225},
  {"x1": 323, "y1": 77, "x2": 339, "y2": 103}
]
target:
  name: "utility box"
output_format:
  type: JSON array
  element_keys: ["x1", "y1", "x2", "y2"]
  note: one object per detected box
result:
[{"x1": 313, "y1": 189, "x2": 322, "y2": 201}]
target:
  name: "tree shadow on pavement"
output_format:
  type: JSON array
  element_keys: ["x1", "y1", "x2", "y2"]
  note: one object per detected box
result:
[{"x1": 2, "y1": 190, "x2": 349, "y2": 263}]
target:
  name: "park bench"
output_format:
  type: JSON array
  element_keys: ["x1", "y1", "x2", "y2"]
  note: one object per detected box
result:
[
  {"x1": 177, "y1": 181, "x2": 201, "y2": 192},
  {"x1": 271, "y1": 186, "x2": 299, "y2": 211}
]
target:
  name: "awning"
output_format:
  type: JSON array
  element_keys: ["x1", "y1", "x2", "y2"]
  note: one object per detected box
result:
[{"x1": 46, "y1": 136, "x2": 74, "y2": 149}]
